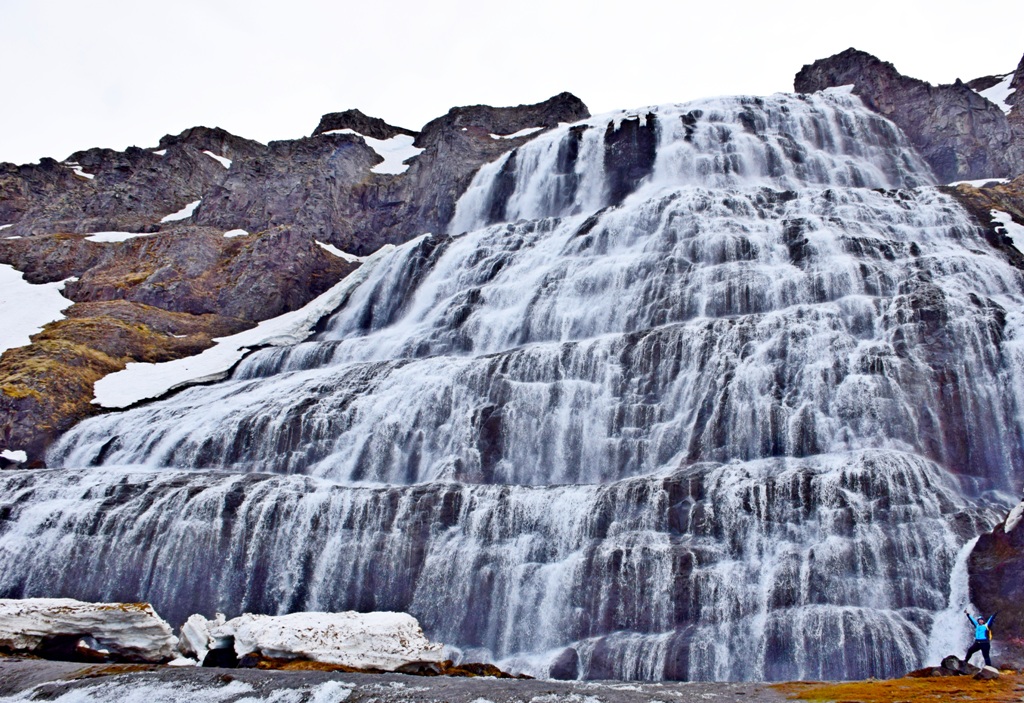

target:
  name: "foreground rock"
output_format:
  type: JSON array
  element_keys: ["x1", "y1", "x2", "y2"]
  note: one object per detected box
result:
[
  {"x1": 795, "y1": 48, "x2": 1024, "y2": 182},
  {"x1": 968, "y1": 498, "x2": 1024, "y2": 669},
  {"x1": 0, "y1": 598, "x2": 176, "y2": 663}
]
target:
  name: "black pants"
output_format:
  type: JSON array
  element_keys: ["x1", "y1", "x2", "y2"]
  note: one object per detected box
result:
[{"x1": 965, "y1": 639, "x2": 992, "y2": 666}]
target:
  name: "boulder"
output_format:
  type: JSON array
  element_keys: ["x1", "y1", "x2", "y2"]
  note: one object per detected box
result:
[
  {"x1": 974, "y1": 664, "x2": 1001, "y2": 679},
  {"x1": 208, "y1": 611, "x2": 444, "y2": 672},
  {"x1": 968, "y1": 498, "x2": 1024, "y2": 669},
  {"x1": 0, "y1": 598, "x2": 177, "y2": 663}
]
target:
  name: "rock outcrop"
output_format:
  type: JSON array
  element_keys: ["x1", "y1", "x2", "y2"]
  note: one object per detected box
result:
[
  {"x1": 795, "y1": 48, "x2": 1024, "y2": 183},
  {"x1": 967, "y1": 499, "x2": 1024, "y2": 669},
  {"x1": 194, "y1": 93, "x2": 590, "y2": 255},
  {"x1": 0, "y1": 598, "x2": 177, "y2": 663}
]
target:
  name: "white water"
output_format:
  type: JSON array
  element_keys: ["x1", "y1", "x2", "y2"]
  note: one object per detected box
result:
[{"x1": 5, "y1": 91, "x2": 1024, "y2": 681}]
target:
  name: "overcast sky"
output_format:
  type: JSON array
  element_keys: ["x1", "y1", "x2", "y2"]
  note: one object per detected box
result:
[{"x1": 1, "y1": 0, "x2": 1022, "y2": 165}]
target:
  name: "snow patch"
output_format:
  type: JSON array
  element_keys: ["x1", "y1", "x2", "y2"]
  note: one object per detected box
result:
[
  {"x1": 949, "y1": 178, "x2": 1010, "y2": 187},
  {"x1": 316, "y1": 240, "x2": 363, "y2": 262},
  {"x1": 85, "y1": 231, "x2": 154, "y2": 243},
  {"x1": 822, "y1": 84, "x2": 856, "y2": 96},
  {"x1": 976, "y1": 73, "x2": 1016, "y2": 114},
  {"x1": 5, "y1": 236, "x2": 20, "y2": 240},
  {"x1": 223, "y1": 229, "x2": 248, "y2": 238},
  {"x1": 490, "y1": 126, "x2": 544, "y2": 140},
  {"x1": 202, "y1": 150, "x2": 232, "y2": 169},
  {"x1": 160, "y1": 199, "x2": 201, "y2": 223},
  {"x1": 0, "y1": 449, "x2": 27, "y2": 463},
  {"x1": 212, "y1": 611, "x2": 444, "y2": 671},
  {"x1": 91, "y1": 243, "x2": 398, "y2": 408},
  {"x1": 152, "y1": 149, "x2": 167, "y2": 156},
  {"x1": 65, "y1": 161, "x2": 95, "y2": 180},
  {"x1": 992, "y1": 209, "x2": 1024, "y2": 251},
  {"x1": 0, "y1": 597, "x2": 177, "y2": 662},
  {"x1": 0, "y1": 264, "x2": 74, "y2": 354},
  {"x1": 1007, "y1": 500, "x2": 1024, "y2": 533},
  {"x1": 321, "y1": 129, "x2": 424, "y2": 174},
  {"x1": 0, "y1": 224, "x2": 12, "y2": 231}
]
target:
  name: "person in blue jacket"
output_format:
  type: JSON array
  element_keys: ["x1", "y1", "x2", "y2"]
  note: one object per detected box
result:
[{"x1": 964, "y1": 609, "x2": 996, "y2": 667}]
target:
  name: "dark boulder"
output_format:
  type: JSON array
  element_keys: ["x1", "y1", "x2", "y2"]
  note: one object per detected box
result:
[{"x1": 967, "y1": 500, "x2": 1024, "y2": 669}]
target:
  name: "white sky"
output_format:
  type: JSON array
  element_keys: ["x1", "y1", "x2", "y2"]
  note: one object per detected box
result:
[{"x1": 1, "y1": 0, "x2": 1022, "y2": 166}]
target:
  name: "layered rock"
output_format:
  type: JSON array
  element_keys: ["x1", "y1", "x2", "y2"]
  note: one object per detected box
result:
[
  {"x1": 194, "y1": 93, "x2": 590, "y2": 255},
  {"x1": 967, "y1": 500, "x2": 1024, "y2": 669},
  {"x1": 794, "y1": 48, "x2": 1024, "y2": 182},
  {"x1": 0, "y1": 598, "x2": 176, "y2": 663}
]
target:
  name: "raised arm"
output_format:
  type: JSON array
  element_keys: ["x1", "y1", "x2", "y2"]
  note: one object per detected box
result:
[{"x1": 965, "y1": 610, "x2": 980, "y2": 626}]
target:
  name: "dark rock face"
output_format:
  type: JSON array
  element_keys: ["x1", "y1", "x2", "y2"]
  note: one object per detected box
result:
[
  {"x1": 794, "y1": 48, "x2": 1024, "y2": 182},
  {"x1": 194, "y1": 93, "x2": 590, "y2": 255},
  {"x1": 967, "y1": 502, "x2": 1024, "y2": 669},
  {"x1": 312, "y1": 109, "x2": 417, "y2": 139},
  {"x1": 0, "y1": 127, "x2": 265, "y2": 237}
]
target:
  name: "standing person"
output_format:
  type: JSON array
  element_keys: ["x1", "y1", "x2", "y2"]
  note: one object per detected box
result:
[{"x1": 963, "y1": 609, "x2": 996, "y2": 667}]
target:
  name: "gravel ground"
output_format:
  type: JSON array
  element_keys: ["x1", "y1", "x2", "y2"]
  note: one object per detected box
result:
[{"x1": 0, "y1": 657, "x2": 792, "y2": 702}]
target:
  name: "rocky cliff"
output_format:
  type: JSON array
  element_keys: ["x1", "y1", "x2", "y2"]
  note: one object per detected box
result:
[
  {"x1": 795, "y1": 48, "x2": 1024, "y2": 183},
  {"x1": 0, "y1": 93, "x2": 590, "y2": 465},
  {"x1": 968, "y1": 501, "x2": 1024, "y2": 669}
]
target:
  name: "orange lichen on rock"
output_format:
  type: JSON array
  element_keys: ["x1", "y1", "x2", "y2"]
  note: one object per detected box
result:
[{"x1": 775, "y1": 671, "x2": 1023, "y2": 702}]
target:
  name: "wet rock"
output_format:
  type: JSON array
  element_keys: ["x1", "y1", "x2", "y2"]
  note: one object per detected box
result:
[
  {"x1": 968, "y1": 499, "x2": 1024, "y2": 669},
  {"x1": 548, "y1": 646, "x2": 580, "y2": 680},
  {"x1": 795, "y1": 48, "x2": 1024, "y2": 182},
  {"x1": 974, "y1": 664, "x2": 1001, "y2": 679},
  {"x1": 0, "y1": 598, "x2": 177, "y2": 663}
]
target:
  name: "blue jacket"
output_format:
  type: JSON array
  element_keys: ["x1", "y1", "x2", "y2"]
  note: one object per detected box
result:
[{"x1": 967, "y1": 613, "x2": 994, "y2": 640}]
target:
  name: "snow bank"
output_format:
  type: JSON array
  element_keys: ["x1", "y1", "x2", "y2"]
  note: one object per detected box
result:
[
  {"x1": 975, "y1": 73, "x2": 1016, "y2": 114},
  {"x1": 212, "y1": 611, "x2": 444, "y2": 670},
  {"x1": 1007, "y1": 500, "x2": 1024, "y2": 533},
  {"x1": 0, "y1": 264, "x2": 73, "y2": 354},
  {"x1": 489, "y1": 126, "x2": 544, "y2": 140},
  {"x1": 152, "y1": 149, "x2": 167, "y2": 156},
  {"x1": 178, "y1": 612, "x2": 226, "y2": 664},
  {"x1": 160, "y1": 199, "x2": 201, "y2": 223},
  {"x1": 992, "y1": 209, "x2": 1024, "y2": 251},
  {"x1": 91, "y1": 243, "x2": 396, "y2": 408},
  {"x1": 64, "y1": 161, "x2": 95, "y2": 180},
  {"x1": 223, "y1": 229, "x2": 248, "y2": 238},
  {"x1": 321, "y1": 129, "x2": 424, "y2": 175},
  {"x1": 0, "y1": 598, "x2": 177, "y2": 662},
  {"x1": 949, "y1": 177, "x2": 1009, "y2": 187},
  {"x1": 85, "y1": 231, "x2": 155, "y2": 243},
  {"x1": 316, "y1": 240, "x2": 362, "y2": 262},
  {"x1": 203, "y1": 150, "x2": 232, "y2": 169},
  {"x1": 0, "y1": 449, "x2": 27, "y2": 463}
]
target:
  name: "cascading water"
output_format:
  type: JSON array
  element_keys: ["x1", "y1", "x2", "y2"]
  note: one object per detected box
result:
[{"x1": 1, "y1": 89, "x2": 1021, "y2": 680}]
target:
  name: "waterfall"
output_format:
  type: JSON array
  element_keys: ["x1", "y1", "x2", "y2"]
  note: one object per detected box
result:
[{"x1": 4, "y1": 89, "x2": 1023, "y2": 680}]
